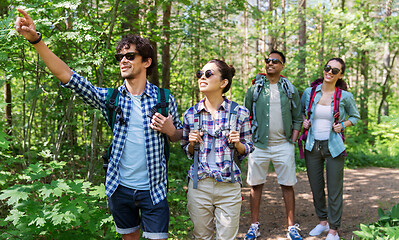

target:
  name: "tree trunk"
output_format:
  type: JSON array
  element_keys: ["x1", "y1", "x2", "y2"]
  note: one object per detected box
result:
[
  {"x1": 298, "y1": 0, "x2": 307, "y2": 81},
  {"x1": 282, "y1": 0, "x2": 287, "y2": 53},
  {"x1": 377, "y1": 0, "x2": 394, "y2": 124},
  {"x1": 2, "y1": 5, "x2": 11, "y2": 135},
  {"x1": 268, "y1": 0, "x2": 276, "y2": 53},
  {"x1": 148, "y1": 0, "x2": 159, "y2": 86},
  {"x1": 161, "y1": 1, "x2": 171, "y2": 89},
  {"x1": 87, "y1": 0, "x2": 121, "y2": 181},
  {"x1": 54, "y1": 96, "x2": 76, "y2": 160},
  {"x1": 4, "y1": 80, "x2": 11, "y2": 135},
  {"x1": 360, "y1": 50, "x2": 369, "y2": 134},
  {"x1": 318, "y1": 5, "x2": 325, "y2": 76},
  {"x1": 121, "y1": 0, "x2": 140, "y2": 34}
]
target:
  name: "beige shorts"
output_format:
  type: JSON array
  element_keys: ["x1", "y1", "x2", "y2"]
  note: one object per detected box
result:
[
  {"x1": 247, "y1": 141, "x2": 297, "y2": 186},
  {"x1": 187, "y1": 178, "x2": 242, "y2": 240}
]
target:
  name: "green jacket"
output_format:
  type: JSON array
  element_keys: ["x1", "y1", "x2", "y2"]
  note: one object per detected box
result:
[{"x1": 244, "y1": 76, "x2": 302, "y2": 149}]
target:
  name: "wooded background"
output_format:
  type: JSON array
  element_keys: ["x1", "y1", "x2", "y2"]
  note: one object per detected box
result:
[{"x1": 0, "y1": 0, "x2": 398, "y2": 239}]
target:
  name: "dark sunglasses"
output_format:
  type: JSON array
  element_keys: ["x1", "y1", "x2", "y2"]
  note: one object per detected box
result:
[
  {"x1": 265, "y1": 58, "x2": 283, "y2": 64},
  {"x1": 196, "y1": 69, "x2": 214, "y2": 79},
  {"x1": 324, "y1": 65, "x2": 341, "y2": 75},
  {"x1": 115, "y1": 52, "x2": 138, "y2": 62}
]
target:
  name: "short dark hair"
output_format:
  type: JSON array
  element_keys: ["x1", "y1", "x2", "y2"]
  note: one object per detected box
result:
[
  {"x1": 269, "y1": 50, "x2": 286, "y2": 64},
  {"x1": 208, "y1": 59, "x2": 236, "y2": 94},
  {"x1": 115, "y1": 35, "x2": 155, "y2": 76}
]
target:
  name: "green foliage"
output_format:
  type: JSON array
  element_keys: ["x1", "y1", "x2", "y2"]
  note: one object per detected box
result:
[
  {"x1": 345, "y1": 114, "x2": 399, "y2": 168},
  {"x1": 167, "y1": 142, "x2": 193, "y2": 239},
  {"x1": 353, "y1": 203, "x2": 399, "y2": 239},
  {"x1": 0, "y1": 161, "x2": 116, "y2": 239}
]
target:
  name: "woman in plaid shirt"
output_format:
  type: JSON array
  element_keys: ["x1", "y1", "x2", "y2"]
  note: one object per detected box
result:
[{"x1": 181, "y1": 59, "x2": 254, "y2": 239}]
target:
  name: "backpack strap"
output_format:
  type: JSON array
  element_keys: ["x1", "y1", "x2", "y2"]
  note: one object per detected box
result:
[
  {"x1": 192, "y1": 104, "x2": 202, "y2": 189},
  {"x1": 228, "y1": 101, "x2": 239, "y2": 183},
  {"x1": 251, "y1": 74, "x2": 265, "y2": 142},
  {"x1": 298, "y1": 86, "x2": 317, "y2": 159},
  {"x1": 157, "y1": 88, "x2": 170, "y2": 117},
  {"x1": 333, "y1": 87, "x2": 342, "y2": 124},
  {"x1": 103, "y1": 88, "x2": 121, "y2": 175},
  {"x1": 280, "y1": 77, "x2": 297, "y2": 109},
  {"x1": 106, "y1": 88, "x2": 120, "y2": 130},
  {"x1": 333, "y1": 87, "x2": 346, "y2": 156}
]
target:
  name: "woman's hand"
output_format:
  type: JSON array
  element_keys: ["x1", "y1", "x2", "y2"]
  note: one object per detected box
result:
[
  {"x1": 332, "y1": 122, "x2": 344, "y2": 133},
  {"x1": 189, "y1": 130, "x2": 203, "y2": 146},
  {"x1": 303, "y1": 119, "x2": 311, "y2": 130}
]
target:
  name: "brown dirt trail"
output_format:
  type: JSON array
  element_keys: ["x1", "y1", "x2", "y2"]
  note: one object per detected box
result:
[{"x1": 237, "y1": 167, "x2": 399, "y2": 240}]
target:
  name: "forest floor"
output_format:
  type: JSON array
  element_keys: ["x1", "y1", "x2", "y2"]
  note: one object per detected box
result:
[{"x1": 236, "y1": 167, "x2": 399, "y2": 240}]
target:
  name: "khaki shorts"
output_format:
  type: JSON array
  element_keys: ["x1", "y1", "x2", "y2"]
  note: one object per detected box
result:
[
  {"x1": 247, "y1": 141, "x2": 297, "y2": 186},
  {"x1": 187, "y1": 178, "x2": 242, "y2": 240}
]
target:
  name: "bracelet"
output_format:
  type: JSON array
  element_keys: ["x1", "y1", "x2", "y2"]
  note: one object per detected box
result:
[
  {"x1": 341, "y1": 121, "x2": 345, "y2": 131},
  {"x1": 29, "y1": 32, "x2": 42, "y2": 44}
]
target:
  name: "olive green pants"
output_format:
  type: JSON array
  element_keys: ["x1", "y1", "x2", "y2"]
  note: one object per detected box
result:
[{"x1": 305, "y1": 140, "x2": 345, "y2": 230}]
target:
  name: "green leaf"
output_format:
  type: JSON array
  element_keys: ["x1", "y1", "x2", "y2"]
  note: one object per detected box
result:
[
  {"x1": 0, "y1": 188, "x2": 30, "y2": 206},
  {"x1": 5, "y1": 209, "x2": 26, "y2": 225},
  {"x1": 89, "y1": 183, "x2": 106, "y2": 199},
  {"x1": 29, "y1": 217, "x2": 46, "y2": 227}
]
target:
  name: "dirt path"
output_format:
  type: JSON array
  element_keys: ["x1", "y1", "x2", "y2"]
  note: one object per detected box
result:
[{"x1": 237, "y1": 167, "x2": 399, "y2": 240}]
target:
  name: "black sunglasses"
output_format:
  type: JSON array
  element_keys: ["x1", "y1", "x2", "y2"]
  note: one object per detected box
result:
[
  {"x1": 265, "y1": 58, "x2": 283, "y2": 64},
  {"x1": 324, "y1": 65, "x2": 341, "y2": 75},
  {"x1": 115, "y1": 52, "x2": 138, "y2": 62},
  {"x1": 196, "y1": 69, "x2": 214, "y2": 79}
]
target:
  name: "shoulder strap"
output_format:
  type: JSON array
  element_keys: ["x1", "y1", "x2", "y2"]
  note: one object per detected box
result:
[
  {"x1": 281, "y1": 77, "x2": 297, "y2": 109},
  {"x1": 228, "y1": 101, "x2": 239, "y2": 131},
  {"x1": 193, "y1": 104, "x2": 202, "y2": 131},
  {"x1": 228, "y1": 101, "x2": 240, "y2": 183},
  {"x1": 333, "y1": 88, "x2": 342, "y2": 123},
  {"x1": 306, "y1": 86, "x2": 318, "y2": 119},
  {"x1": 252, "y1": 74, "x2": 265, "y2": 103},
  {"x1": 106, "y1": 88, "x2": 120, "y2": 130},
  {"x1": 157, "y1": 88, "x2": 170, "y2": 117}
]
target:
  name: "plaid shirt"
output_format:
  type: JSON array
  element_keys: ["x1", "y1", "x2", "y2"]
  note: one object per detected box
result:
[
  {"x1": 63, "y1": 71, "x2": 182, "y2": 205},
  {"x1": 181, "y1": 98, "x2": 254, "y2": 183}
]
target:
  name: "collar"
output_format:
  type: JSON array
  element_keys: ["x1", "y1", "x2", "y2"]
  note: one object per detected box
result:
[
  {"x1": 195, "y1": 97, "x2": 229, "y2": 114},
  {"x1": 119, "y1": 80, "x2": 155, "y2": 98}
]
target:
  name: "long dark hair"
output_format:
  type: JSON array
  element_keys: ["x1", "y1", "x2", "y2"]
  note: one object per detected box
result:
[
  {"x1": 208, "y1": 59, "x2": 236, "y2": 93},
  {"x1": 311, "y1": 57, "x2": 348, "y2": 91}
]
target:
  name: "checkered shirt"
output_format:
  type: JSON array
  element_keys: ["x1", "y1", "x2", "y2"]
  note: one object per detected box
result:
[
  {"x1": 181, "y1": 98, "x2": 254, "y2": 183},
  {"x1": 63, "y1": 71, "x2": 182, "y2": 205}
]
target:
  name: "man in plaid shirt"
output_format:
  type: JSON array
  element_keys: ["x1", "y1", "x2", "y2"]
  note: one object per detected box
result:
[{"x1": 16, "y1": 9, "x2": 182, "y2": 240}]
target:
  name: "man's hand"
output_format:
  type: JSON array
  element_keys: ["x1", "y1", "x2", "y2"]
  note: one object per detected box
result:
[
  {"x1": 15, "y1": 9, "x2": 39, "y2": 42},
  {"x1": 150, "y1": 112, "x2": 174, "y2": 134}
]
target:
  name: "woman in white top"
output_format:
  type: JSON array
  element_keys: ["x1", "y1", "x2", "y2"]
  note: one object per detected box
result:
[{"x1": 300, "y1": 58, "x2": 360, "y2": 240}]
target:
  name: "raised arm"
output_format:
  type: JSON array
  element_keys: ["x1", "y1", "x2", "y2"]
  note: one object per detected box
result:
[{"x1": 15, "y1": 8, "x2": 73, "y2": 84}]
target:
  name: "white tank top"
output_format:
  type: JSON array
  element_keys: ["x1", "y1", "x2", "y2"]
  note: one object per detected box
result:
[{"x1": 313, "y1": 104, "x2": 333, "y2": 140}]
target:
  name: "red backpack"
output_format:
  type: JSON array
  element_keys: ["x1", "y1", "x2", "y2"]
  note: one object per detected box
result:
[{"x1": 298, "y1": 85, "x2": 345, "y2": 159}]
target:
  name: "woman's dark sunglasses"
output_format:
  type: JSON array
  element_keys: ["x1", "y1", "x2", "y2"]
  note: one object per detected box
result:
[
  {"x1": 115, "y1": 52, "x2": 138, "y2": 62},
  {"x1": 324, "y1": 65, "x2": 341, "y2": 75},
  {"x1": 265, "y1": 58, "x2": 283, "y2": 64},
  {"x1": 196, "y1": 69, "x2": 214, "y2": 79}
]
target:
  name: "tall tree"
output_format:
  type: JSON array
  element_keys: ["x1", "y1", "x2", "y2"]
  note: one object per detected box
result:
[
  {"x1": 298, "y1": 0, "x2": 306, "y2": 81},
  {"x1": 161, "y1": 1, "x2": 171, "y2": 89},
  {"x1": 377, "y1": 0, "x2": 397, "y2": 123}
]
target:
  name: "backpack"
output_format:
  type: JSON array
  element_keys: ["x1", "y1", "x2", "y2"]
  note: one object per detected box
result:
[
  {"x1": 250, "y1": 73, "x2": 296, "y2": 142},
  {"x1": 191, "y1": 101, "x2": 239, "y2": 189},
  {"x1": 102, "y1": 87, "x2": 171, "y2": 175},
  {"x1": 298, "y1": 86, "x2": 344, "y2": 159}
]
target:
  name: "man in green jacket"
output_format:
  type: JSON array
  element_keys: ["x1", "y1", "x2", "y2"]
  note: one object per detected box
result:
[{"x1": 244, "y1": 50, "x2": 303, "y2": 240}]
